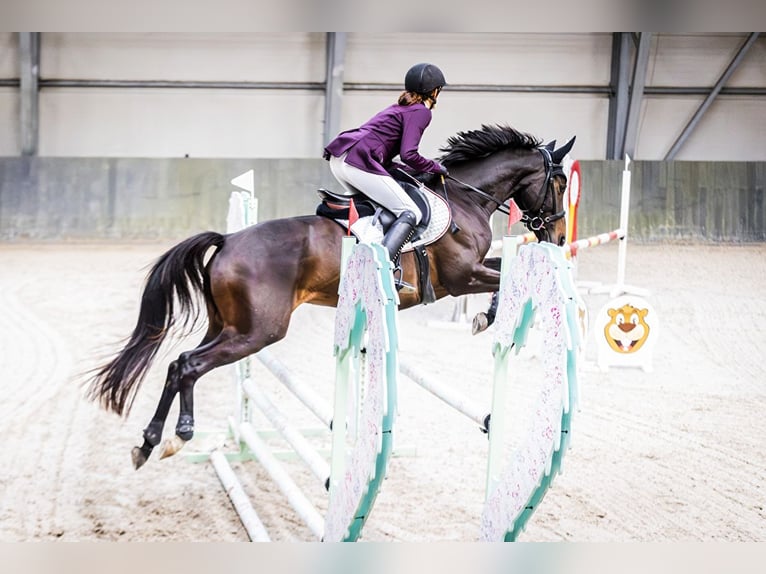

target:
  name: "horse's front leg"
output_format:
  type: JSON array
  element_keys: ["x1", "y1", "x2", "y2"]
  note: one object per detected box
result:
[
  {"x1": 471, "y1": 257, "x2": 502, "y2": 335},
  {"x1": 472, "y1": 292, "x2": 500, "y2": 335}
]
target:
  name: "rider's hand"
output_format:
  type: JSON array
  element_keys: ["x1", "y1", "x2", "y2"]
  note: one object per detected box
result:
[{"x1": 433, "y1": 162, "x2": 449, "y2": 176}]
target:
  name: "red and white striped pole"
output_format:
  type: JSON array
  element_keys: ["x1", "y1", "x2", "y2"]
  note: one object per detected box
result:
[{"x1": 563, "y1": 228, "x2": 626, "y2": 257}]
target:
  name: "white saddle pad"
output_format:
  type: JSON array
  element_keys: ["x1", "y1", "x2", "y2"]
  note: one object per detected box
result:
[{"x1": 338, "y1": 188, "x2": 451, "y2": 252}]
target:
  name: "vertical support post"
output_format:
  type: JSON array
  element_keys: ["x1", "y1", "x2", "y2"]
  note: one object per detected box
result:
[
  {"x1": 227, "y1": 170, "x2": 258, "y2": 431},
  {"x1": 485, "y1": 235, "x2": 519, "y2": 495},
  {"x1": 328, "y1": 235, "x2": 356, "y2": 505},
  {"x1": 616, "y1": 155, "x2": 632, "y2": 291},
  {"x1": 622, "y1": 33, "x2": 652, "y2": 159},
  {"x1": 607, "y1": 33, "x2": 631, "y2": 160},
  {"x1": 323, "y1": 32, "x2": 347, "y2": 147},
  {"x1": 245, "y1": 194, "x2": 258, "y2": 227},
  {"x1": 19, "y1": 32, "x2": 40, "y2": 156},
  {"x1": 486, "y1": 346, "x2": 509, "y2": 496}
]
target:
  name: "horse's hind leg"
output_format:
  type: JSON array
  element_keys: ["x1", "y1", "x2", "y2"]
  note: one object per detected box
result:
[
  {"x1": 131, "y1": 360, "x2": 183, "y2": 469},
  {"x1": 131, "y1": 326, "x2": 220, "y2": 470},
  {"x1": 157, "y1": 325, "x2": 279, "y2": 461}
]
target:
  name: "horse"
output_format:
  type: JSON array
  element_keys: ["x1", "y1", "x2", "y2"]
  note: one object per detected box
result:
[{"x1": 86, "y1": 124, "x2": 575, "y2": 470}]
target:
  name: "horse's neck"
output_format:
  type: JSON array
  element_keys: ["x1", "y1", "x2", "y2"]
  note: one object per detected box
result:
[{"x1": 451, "y1": 155, "x2": 529, "y2": 211}]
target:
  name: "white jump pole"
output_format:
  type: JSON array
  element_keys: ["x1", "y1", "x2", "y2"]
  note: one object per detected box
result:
[
  {"x1": 209, "y1": 450, "x2": 271, "y2": 542},
  {"x1": 399, "y1": 360, "x2": 490, "y2": 432},
  {"x1": 255, "y1": 348, "x2": 333, "y2": 429},
  {"x1": 242, "y1": 379, "x2": 331, "y2": 486},
  {"x1": 237, "y1": 422, "x2": 326, "y2": 539}
]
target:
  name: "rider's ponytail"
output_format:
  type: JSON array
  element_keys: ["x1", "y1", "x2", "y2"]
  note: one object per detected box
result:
[{"x1": 398, "y1": 90, "x2": 425, "y2": 106}]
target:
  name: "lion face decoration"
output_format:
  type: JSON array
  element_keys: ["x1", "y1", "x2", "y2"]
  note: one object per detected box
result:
[{"x1": 603, "y1": 303, "x2": 650, "y2": 354}]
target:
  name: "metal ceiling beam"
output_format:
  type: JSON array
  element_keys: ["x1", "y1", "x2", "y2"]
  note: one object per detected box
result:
[
  {"x1": 41, "y1": 79, "x2": 326, "y2": 90},
  {"x1": 622, "y1": 32, "x2": 653, "y2": 159},
  {"x1": 9, "y1": 78, "x2": 765, "y2": 96},
  {"x1": 607, "y1": 33, "x2": 632, "y2": 159},
  {"x1": 323, "y1": 32, "x2": 346, "y2": 147},
  {"x1": 19, "y1": 32, "x2": 40, "y2": 156},
  {"x1": 664, "y1": 32, "x2": 761, "y2": 160}
]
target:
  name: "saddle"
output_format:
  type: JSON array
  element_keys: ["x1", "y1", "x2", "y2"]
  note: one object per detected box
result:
[
  {"x1": 315, "y1": 177, "x2": 445, "y2": 305},
  {"x1": 316, "y1": 180, "x2": 433, "y2": 239}
]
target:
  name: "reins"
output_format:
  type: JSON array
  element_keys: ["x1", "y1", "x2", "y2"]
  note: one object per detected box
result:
[{"x1": 445, "y1": 174, "x2": 512, "y2": 216}]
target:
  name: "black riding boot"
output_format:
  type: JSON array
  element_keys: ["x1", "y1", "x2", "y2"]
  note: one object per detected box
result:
[
  {"x1": 381, "y1": 211, "x2": 417, "y2": 291},
  {"x1": 382, "y1": 211, "x2": 417, "y2": 261}
]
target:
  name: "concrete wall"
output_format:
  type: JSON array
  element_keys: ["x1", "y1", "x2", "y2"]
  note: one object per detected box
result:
[
  {"x1": 1, "y1": 157, "x2": 764, "y2": 242},
  {"x1": 577, "y1": 160, "x2": 766, "y2": 242},
  {"x1": 0, "y1": 157, "x2": 336, "y2": 240}
]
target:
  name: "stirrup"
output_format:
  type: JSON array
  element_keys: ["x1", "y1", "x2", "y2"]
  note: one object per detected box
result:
[{"x1": 392, "y1": 265, "x2": 416, "y2": 294}]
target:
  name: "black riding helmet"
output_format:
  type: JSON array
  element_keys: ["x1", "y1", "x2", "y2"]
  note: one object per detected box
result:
[{"x1": 405, "y1": 63, "x2": 446, "y2": 95}]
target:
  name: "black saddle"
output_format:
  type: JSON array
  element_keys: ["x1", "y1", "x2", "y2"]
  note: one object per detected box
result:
[{"x1": 315, "y1": 179, "x2": 432, "y2": 237}]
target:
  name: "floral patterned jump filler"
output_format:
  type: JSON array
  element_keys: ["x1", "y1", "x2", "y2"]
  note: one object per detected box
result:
[
  {"x1": 324, "y1": 240, "x2": 399, "y2": 542},
  {"x1": 481, "y1": 241, "x2": 583, "y2": 541}
]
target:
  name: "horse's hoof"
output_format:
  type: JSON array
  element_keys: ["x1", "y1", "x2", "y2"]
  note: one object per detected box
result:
[
  {"x1": 159, "y1": 435, "x2": 187, "y2": 460},
  {"x1": 472, "y1": 313, "x2": 488, "y2": 335},
  {"x1": 131, "y1": 446, "x2": 148, "y2": 470}
]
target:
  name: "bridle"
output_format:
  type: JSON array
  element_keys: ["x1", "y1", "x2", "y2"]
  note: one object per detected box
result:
[
  {"x1": 518, "y1": 147, "x2": 567, "y2": 242},
  {"x1": 445, "y1": 146, "x2": 567, "y2": 242}
]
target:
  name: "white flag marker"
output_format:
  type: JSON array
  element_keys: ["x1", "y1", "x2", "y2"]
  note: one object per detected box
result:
[{"x1": 231, "y1": 169, "x2": 254, "y2": 193}]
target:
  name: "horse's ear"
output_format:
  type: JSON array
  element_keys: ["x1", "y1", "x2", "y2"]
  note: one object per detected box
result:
[
  {"x1": 544, "y1": 140, "x2": 557, "y2": 152},
  {"x1": 552, "y1": 136, "x2": 576, "y2": 164}
]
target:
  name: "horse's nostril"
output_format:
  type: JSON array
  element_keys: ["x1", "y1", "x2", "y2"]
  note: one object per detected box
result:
[{"x1": 559, "y1": 236, "x2": 566, "y2": 247}]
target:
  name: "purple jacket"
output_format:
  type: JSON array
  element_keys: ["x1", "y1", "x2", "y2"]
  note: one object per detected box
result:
[{"x1": 324, "y1": 103, "x2": 442, "y2": 177}]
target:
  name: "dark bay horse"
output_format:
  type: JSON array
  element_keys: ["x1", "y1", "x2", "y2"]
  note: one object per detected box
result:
[{"x1": 87, "y1": 124, "x2": 575, "y2": 469}]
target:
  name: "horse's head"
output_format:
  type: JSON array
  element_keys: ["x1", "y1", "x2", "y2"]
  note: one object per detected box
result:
[
  {"x1": 515, "y1": 136, "x2": 575, "y2": 247},
  {"x1": 438, "y1": 125, "x2": 575, "y2": 246}
]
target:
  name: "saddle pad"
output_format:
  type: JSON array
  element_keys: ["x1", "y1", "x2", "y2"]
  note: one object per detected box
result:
[{"x1": 338, "y1": 188, "x2": 451, "y2": 252}]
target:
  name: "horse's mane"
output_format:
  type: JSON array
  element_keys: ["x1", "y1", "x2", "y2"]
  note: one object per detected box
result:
[{"x1": 438, "y1": 124, "x2": 542, "y2": 167}]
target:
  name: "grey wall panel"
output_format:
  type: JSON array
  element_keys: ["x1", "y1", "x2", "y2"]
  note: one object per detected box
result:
[
  {"x1": 0, "y1": 33, "x2": 17, "y2": 78},
  {"x1": 344, "y1": 33, "x2": 612, "y2": 86},
  {"x1": 38, "y1": 88, "x2": 325, "y2": 158},
  {"x1": 0, "y1": 35, "x2": 18, "y2": 155},
  {"x1": 340, "y1": 91, "x2": 607, "y2": 160},
  {"x1": 41, "y1": 33, "x2": 326, "y2": 82},
  {"x1": 0, "y1": 88, "x2": 19, "y2": 155},
  {"x1": 638, "y1": 96, "x2": 766, "y2": 160},
  {"x1": 650, "y1": 34, "x2": 766, "y2": 87}
]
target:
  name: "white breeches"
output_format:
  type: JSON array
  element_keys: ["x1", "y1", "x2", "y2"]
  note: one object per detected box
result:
[{"x1": 328, "y1": 153, "x2": 422, "y2": 224}]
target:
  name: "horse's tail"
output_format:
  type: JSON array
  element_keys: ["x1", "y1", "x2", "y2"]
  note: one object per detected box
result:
[{"x1": 87, "y1": 231, "x2": 226, "y2": 416}]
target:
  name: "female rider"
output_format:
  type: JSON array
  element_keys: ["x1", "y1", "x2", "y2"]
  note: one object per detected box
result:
[{"x1": 323, "y1": 62, "x2": 449, "y2": 261}]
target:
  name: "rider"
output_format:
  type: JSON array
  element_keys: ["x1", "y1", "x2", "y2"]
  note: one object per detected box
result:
[{"x1": 323, "y1": 62, "x2": 449, "y2": 262}]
